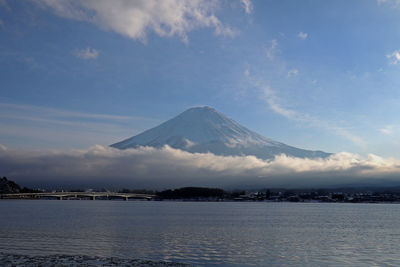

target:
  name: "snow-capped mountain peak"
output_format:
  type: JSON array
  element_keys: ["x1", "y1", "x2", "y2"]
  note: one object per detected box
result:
[{"x1": 111, "y1": 106, "x2": 330, "y2": 159}]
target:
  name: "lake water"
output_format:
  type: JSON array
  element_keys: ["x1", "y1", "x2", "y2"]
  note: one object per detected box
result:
[{"x1": 1, "y1": 200, "x2": 400, "y2": 266}]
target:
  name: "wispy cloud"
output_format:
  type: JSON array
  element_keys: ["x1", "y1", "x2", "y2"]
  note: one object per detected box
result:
[
  {"x1": 387, "y1": 49, "x2": 400, "y2": 64},
  {"x1": 0, "y1": 0, "x2": 11, "y2": 11},
  {"x1": 2, "y1": 145, "x2": 400, "y2": 189},
  {"x1": 243, "y1": 34, "x2": 365, "y2": 148},
  {"x1": 297, "y1": 31, "x2": 308, "y2": 40},
  {"x1": 73, "y1": 47, "x2": 99, "y2": 60},
  {"x1": 287, "y1": 69, "x2": 299, "y2": 77},
  {"x1": 330, "y1": 127, "x2": 365, "y2": 148},
  {"x1": 251, "y1": 79, "x2": 365, "y2": 148},
  {"x1": 0, "y1": 102, "x2": 135, "y2": 121},
  {"x1": 377, "y1": 0, "x2": 400, "y2": 6},
  {"x1": 35, "y1": 0, "x2": 237, "y2": 43},
  {"x1": 240, "y1": 0, "x2": 253, "y2": 14},
  {"x1": 244, "y1": 68, "x2": 250, "y2": 77},
  {"x1": 0, "y1": 102, "x2": 158, "y2": 148},
  {"x1": 261, "y1": 86, "x2": 296, "y2": 119},
  {"x1": 266, "y1": 39, "x2": 278, "y2": 60}
]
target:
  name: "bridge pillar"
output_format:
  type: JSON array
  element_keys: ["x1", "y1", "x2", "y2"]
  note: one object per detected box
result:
[
  {"x1": 124, "y1": 196, "x2": 128, "y2": 201},
  {"x1": 57, "y1": 196, "x2": 63, "y2": 200},
  {"x1": 91, "y1": 196, "x2": 96, "y2": 200}
]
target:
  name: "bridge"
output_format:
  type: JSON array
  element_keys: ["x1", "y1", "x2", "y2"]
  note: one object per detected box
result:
[{"x1": 0, "y1": 192, "x2": 156, "y2": 201}]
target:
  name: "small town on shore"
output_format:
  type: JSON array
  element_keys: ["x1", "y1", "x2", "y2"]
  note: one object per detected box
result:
[{"x1": 3, "y1": 176, "x2": 400, "y2": 203}]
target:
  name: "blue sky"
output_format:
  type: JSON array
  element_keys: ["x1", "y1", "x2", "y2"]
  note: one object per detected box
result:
[{"x1": 2, "y1": 0, "x2": 400, "y2": 158}]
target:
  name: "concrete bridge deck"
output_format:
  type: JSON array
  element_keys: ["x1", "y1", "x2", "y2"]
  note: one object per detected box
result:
[{"x1": 0, "y1": 192, "x2": 156, "y2": 200}]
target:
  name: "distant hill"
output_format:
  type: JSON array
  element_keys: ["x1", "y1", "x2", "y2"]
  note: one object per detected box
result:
[
  {"x1": 111, "y1": 106, "x2": 330, "y2": 159},
  {"x1": 0, "y1": 177, "x2": 21, "y2": 194}
]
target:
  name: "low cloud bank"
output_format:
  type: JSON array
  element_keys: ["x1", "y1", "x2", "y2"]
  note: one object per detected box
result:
[{"x1": 1, "y1": 145, "x2": 400, "y2": 189}]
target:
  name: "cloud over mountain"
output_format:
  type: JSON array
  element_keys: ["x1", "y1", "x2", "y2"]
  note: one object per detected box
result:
[{"x1": 1, "y1": 144, "x2": 400, "y2": 189}]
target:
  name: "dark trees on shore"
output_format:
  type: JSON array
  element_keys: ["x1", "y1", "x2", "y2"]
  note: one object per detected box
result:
[
  {"x1": 157, "y1": 187, "x2": 225, "y2": 199},
  {"x1": 0, "y1": 177, "x2": 40, "y2": 194}
]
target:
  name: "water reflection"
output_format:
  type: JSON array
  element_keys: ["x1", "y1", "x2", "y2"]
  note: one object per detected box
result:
[{"x1": 1, "y1": 201, "x2": 400, "y2": 266}]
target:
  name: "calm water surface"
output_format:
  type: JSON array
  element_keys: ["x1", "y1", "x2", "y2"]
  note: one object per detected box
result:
[{"x1": 0, "y1": 200, "x2": 400, "y2": 266}]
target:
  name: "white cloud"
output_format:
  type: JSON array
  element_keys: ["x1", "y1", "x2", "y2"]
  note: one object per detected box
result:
[
  {"x1": 266, "y1": 39, "x2": 278, "y2": 60},
  {"x1": 287, "y1": 69, "x2": 299, "y2": 77},
  {"x1": 297, "y1": 31, "x2": 308, "y2": 40},
  {"x1": 244, "y1": 68, "x2": 250, "y2": 77},
  {"x1": 36, "y1": 0, "x2": 236, "y2": 43},
  {"x1": 380, "y1": 125, "x2": 394, "y2": 135},
  {"x1": 240, "y1": 0, "x2": 253, "y2": 14},
  {"x1": 74, "y1": 47, "x2": 99, "y2": 60},
  {"x1": 387, "y1": 49, "x2": 400, "y2": 64},
  {"x1": 2, "y1": 145, "x2": 400, "y2": 189}
]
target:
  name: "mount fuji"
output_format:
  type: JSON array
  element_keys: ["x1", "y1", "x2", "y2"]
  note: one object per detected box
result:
[{"x1": 111, "y1": 106, "x2": 330, "y2": 159}]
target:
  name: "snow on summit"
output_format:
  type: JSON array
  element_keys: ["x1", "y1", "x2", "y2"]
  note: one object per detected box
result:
[{"x1": 111, "y1": 106, "x2": 330, "y2": 159}]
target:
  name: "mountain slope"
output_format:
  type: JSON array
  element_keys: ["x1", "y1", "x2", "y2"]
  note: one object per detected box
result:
[{"x1": 111, "y1": 106, "x2": 330, "y2": 159}]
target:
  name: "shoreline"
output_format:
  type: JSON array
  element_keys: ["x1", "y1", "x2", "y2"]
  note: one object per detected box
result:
[
  {"x1": 2, "y1": 197, "x2": 400, "y2": 204},
  {"x1": 0, "y1": 252, "x2": 191, "y2": 266}
]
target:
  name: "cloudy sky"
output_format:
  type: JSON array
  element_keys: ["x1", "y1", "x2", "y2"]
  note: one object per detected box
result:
[{"x1": 2, "y1": 0, "x2": 400, "y2": 188}]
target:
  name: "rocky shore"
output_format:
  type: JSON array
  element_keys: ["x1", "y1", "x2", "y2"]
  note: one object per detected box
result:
[{"x1": 0, "y1": 253, "x2": 191, "y2": 266}]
